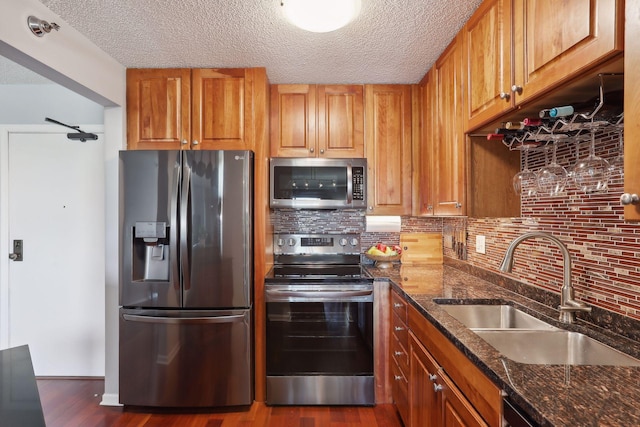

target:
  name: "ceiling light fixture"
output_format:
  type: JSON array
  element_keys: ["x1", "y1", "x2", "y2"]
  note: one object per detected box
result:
[
  {"x1": 27, "y1": 16, "x2": 60, "y2": 37},
  {"x1": 281, "y1": 0, "x2": 361, "y2": 33}
]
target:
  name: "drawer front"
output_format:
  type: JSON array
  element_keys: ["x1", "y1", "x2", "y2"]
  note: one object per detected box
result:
[
  {"x1": 391, "y1": 358, "x2": 409, "y2": 425},
  {"x1": 391, "y1": 332, "x2": 409, "y2": 374},
  {"x1": 391, "y1": 291, "x2": 407, "y2": 321},
  {"x1": 392, "y1": 312, "x2": 408, "y2": 348}
]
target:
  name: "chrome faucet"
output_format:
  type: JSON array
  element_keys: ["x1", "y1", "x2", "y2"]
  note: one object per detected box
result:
[{"x1": 499, "y1": 231, "x2": 591, "y2": 324}]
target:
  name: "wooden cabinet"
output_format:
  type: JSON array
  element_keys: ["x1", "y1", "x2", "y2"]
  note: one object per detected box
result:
[
  {"x1": 390, "y1": 291, "x2": 498, "y2": 427},
  {"x1": 365, "y1": 84, "x2": 412, "y2": 215},
  {"x1": 413, "y1": 72, "x2": 436, "y2": 216},
  {"x1": 625, "y1": 0, "x2": 640, "y2": 221},
  {"x1": 127, "y1": 68, "x2": 261, "y2": 150},
  {"x1": 462, "y1": 0, "x2": 513, "y2": 131},
  {"x1": 432, "y1": 36, "x2": 466, "y2": 216},
  {"x1": 513, "y1": 0, "x2": 624, "y2": 106},
  {"x1": 410, "y1": 333, "x2": 488, "y2": 427},
  {"x1": 390, "y1": 291, "x2": 410, "y2": 425},
  {"x1": 270, "y1": 84, "x2": 364, "y2": 158},
  {"x1": 463, "y1": 0, "x2": 623, "y2": 131},
  {"x1": 408, "y1": 303, "x2": 502, "y2": 427}
]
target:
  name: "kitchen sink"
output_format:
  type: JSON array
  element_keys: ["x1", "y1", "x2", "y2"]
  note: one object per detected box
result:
[
  {"x1": 437, "y1": 303, "x2": 640, "y2": 366},
  {"x1": 474, "y1": 330, "x2": 640, "y2": 366},
  {"x1": 438, "y1": 304, "x2": 558, "y2": 330}
]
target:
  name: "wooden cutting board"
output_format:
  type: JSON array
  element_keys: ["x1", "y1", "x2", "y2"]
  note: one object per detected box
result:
[{"x1": 400, "y1": 233, "x2": 443, "y2": 265}]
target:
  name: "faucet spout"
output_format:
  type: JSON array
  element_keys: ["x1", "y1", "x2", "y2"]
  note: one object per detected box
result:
[{"x1": 499, "y1": 231, "x2": 591, "y2": 324}]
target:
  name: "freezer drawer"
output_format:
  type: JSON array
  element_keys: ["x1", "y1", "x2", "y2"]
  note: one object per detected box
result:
[{"x1": 119, "y1": 308, "x2": 253, "y2": 407}]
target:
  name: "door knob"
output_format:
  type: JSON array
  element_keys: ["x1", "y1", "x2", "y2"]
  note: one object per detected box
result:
[{"x1": 9, "y1": 239, "x2": 23, "y2": 261}]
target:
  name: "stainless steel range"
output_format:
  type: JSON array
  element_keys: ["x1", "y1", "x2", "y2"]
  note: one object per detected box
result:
[{"x1": 265, "y1": 233, "x2": 374, "y2": 406}]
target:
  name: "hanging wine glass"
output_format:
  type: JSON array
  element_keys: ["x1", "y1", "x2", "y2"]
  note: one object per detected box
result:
[
  {"x1": 572, "y1": 128, "x2": 610, "y2": 193},
  {"x1": 536, "y1": 141, "x2": 568, "y2": 196},
  {"x1": 607, "y1": 127, "x2": 624, "y2": 179},
  {"x1": 512, "y1": 144, "x2": 537, "y2": 197}
]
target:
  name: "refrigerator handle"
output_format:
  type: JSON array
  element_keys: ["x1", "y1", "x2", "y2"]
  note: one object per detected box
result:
[
  {"x1": 170, "y1": 163, "x2": 181, "y2": 291},
  {"x1": 180, "y1": 161, "x2": 192, "y2": 291},
  {"x1": 122, "y1": 313, "x2": 247, "y2": 325}
]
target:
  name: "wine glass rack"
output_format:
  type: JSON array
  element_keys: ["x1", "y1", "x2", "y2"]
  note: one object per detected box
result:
[{"x1": 500, "y1": 73, "x2": 624, "y2": 152}]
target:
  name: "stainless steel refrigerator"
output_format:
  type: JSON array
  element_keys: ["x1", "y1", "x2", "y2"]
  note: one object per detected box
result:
[{"x1": 118, "y1": 150, "x2": 253, "y2": 407}]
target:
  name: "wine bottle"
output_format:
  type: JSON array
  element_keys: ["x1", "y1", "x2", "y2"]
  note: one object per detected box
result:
[{"x1": 549, "y1": 106, "x2": 574, "y2": 117}]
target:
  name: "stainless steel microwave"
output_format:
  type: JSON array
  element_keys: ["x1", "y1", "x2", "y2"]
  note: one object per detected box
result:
[{"x1": 270, "y1": 158, "x2": 367, "y2": 209}]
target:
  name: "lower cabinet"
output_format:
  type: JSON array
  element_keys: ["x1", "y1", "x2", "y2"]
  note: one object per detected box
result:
[
  {"x1": 410, "y1": 333, "x2": 488, "y2": 427},
  {"x1": 391, "y1": 290, "x2": 502, "y2": 427}
]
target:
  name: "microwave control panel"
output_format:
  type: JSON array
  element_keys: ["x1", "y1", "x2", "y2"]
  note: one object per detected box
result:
[{"x1": 352, "y1": 167, "x2": 365, "y2": 201}]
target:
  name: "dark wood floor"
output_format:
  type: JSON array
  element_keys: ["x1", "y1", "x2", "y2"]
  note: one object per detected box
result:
[{"x1": 37, "y1": 379, "x2": 403, "y2": 427}]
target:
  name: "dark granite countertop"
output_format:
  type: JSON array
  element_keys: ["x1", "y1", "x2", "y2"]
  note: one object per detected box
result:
[
  {"x1": 0, "y1": 345, "x2": 46, "y2": 427},
  {"x1": 367, "y1": 261, "x2": 640, "y2": 427}
]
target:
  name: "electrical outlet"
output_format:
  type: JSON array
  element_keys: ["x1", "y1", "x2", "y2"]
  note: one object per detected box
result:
[{"x1": 476, "y1": 235, "x2": 486, "y2": 254}]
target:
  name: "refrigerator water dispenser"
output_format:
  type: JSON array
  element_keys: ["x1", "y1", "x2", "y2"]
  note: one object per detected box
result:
[{"x1": 132, "y1": 221, "x2": 169, "y2": 281}]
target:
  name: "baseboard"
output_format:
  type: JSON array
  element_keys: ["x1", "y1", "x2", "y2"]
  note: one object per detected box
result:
[{"x1": 100, "y1": 393, "x2": 122, "y2": 407}]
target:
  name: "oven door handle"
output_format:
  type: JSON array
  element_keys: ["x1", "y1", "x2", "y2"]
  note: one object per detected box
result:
[{"x1": 265, "y1": 289, "x2": 373, "y2": 301}]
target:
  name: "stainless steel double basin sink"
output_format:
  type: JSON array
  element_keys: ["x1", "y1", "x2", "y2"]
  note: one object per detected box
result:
[{"x1": 437, "y1": 303, "x2": 640, "y2": 366}]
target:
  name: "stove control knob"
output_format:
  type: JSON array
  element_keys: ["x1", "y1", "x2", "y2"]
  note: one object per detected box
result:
[
  {"x1": 339, "y1": 238, "x2": 348, "y2": 246},
  {"x1": 287, "y1": 238, "x2": 297, "y2": 246},
  {"x1": 350, "y1": 238, "x2": 359, "y2": 247},
  {"x1": 276, "y1": 238, "x2": 285, "y2": 247}
]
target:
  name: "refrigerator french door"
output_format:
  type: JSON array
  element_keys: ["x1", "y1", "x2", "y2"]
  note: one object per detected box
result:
[{"x1": 118, "y1": 150, "x2": 253, "y2": 407}]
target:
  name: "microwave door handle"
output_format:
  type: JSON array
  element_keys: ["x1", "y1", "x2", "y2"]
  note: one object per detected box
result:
[
  {"x1": 346, "y1": 166, "x2": 353, "y2": 204},
  {"x1": 180, "y1": 159, "x2": 192, "y2": 291}
]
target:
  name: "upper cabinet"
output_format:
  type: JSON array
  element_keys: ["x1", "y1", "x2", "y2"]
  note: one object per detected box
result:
[
  {"x1": 365, "y1": 85, "x2": 412, "y2": 215},
  {"x1": 270, "y1": 84, "x2": 364, "y2": 158},
  {"x1": 464, "y1": 0, "x2": 624, "y2": 131},
  {"x1": 413, "y1": 72, "x2": 436, "y2": 217},
  {"x1": 127, "y1": 68, "x2": 263, "y2": 150},
  {"x1": 624, "y1": 0, "x2": 640, "y2": 221},
  {"x1": 462, "y1": 0, "x2": 513, "y2": 131},
  {"x1": 433, "y1": 36, "x2": 466, "y2": 216}
]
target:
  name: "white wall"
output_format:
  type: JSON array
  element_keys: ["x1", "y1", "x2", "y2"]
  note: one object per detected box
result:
[
  {"x1": 0, "y1": 84, "x2": 104, "y2": 125},
  {"x1": 0, "y1": 0, "x2": 126, "y2": 406}
]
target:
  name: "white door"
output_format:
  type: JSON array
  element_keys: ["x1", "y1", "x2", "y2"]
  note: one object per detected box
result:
[{"x1": 0, "y1": 127, "x2": 105, "y2": 376}]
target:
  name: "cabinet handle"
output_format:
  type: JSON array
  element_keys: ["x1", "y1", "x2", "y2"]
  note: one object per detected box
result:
[
  {"x1": 192, "y1": 140, "x2": 199, "y2": 146},
  {"x1": 394, "y1": 375, "x2": 403, "y2": 381},
  {"x1": 181, "y1": 139, "x2": 188, "y2": 145},
  {"x1": 394, "y1": 326, "x2": 405, "y2": 331},
  {"x1": 394, "y1": 351, "x2": 404, "y2": 357},
  {"x1": 433, "y1": 383, "x2": 444, "y2": 392},
  {"x1": 499, "y1": 92, "x2": 511, "y2": 101},
  {"x1": 620, "y1": 193, "x2": 639, "y2": 205},
  {"x1": 368, "y1": 206, "x2": 373, "y2": 211},
  {"x1": 393, "y1": 303, "x2": 403, "y2": 308},
  {"x1": 320, "y1": 149, "x2": 324, "y2": 154},
  {"x1": 511, "y1": 85, "x2": 523, "y2": 95},
  {"x1": 428, "y1": 373, "x2": 437, "y2": 382},
  {"x1": 310, "y1": 147, "x2": 315, "y2": 153}
]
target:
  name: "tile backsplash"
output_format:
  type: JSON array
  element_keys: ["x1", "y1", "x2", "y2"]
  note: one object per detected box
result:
[{"x1": 459, "y1": 128, "x2": 640, "y2": 321}]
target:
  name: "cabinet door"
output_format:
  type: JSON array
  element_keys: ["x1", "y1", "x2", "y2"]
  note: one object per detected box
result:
[
  {"x1": 270, "y1": 84, "x2": 317, "y2": 157},
  {"x1": 440, "y1": 374, "x2": 488, "y2": 427},
  {"x1": 433, "y1": 36, "x2": 466, "y2": 216},
  {"x1": 126, "y1": 68, "x2": 191, "y2": 150},
  {"x1": 365, "y1": 85, "x2": 412, "y2": 215},
  {"x1": 317, "y1": 85, "x2": 364, "y2": 158},
  {"x1": 192, "y1": 68, "x2": 251, "y2": 150},
  {"x1": 513, "y1": 0, "x2": 623, "y2": 104},
  {"x1": 413, "y1": 72, "x2": 436, "y2": 216},
  {"x1": 625, "y1": 0, "x2": 640, "y2": 220},
  {"x1": 409, "y1": 333, "x2": 440, "y2": 427},
  {"x1": 463, "y1": 0, "x2": 513, "y2": 130}
]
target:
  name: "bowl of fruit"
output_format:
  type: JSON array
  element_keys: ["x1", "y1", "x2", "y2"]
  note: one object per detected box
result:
[{"x1": 364, "y1": 243, "x2": 402, "y2": 269}]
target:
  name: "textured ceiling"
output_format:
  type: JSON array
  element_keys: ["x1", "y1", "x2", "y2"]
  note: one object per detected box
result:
[{"x1": 29, "y1": 0, "x2": 482, "y2": 85}]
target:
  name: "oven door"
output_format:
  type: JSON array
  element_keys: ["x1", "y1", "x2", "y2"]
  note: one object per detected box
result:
[{"x1": 265, "y1": 284, "x2": 374, "y2": 405}]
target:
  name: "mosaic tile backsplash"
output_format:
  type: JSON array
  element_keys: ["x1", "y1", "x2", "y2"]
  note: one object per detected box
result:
[
  {"x1": 461, "y1": 128, "x2": 640, "y2": 321},
  {"x1": 270, "y1": 129, "x2": 640, "y2": 322}
]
